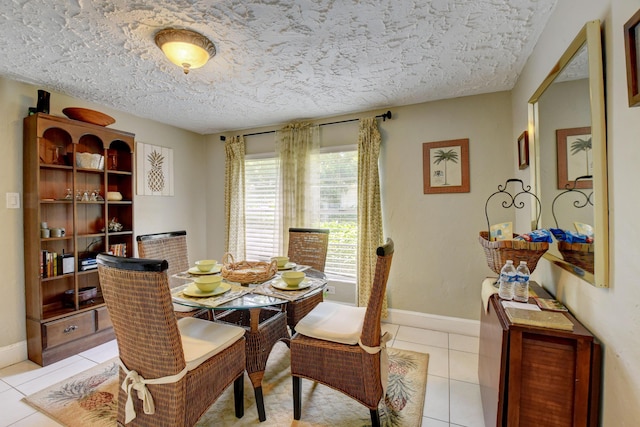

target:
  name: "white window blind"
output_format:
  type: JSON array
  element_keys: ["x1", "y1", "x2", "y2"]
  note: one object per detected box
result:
[
  {"x1": 244, "y1": 147, "x2": 358, "y2": 280},
  {"x1": 245, "y1": 155, "x2": 279, "y2": 262},
  {"x1": 315, "y1": 149, "x2": 358, "y2": 280}
]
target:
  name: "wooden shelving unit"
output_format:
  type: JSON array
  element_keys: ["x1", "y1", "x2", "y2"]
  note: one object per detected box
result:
[{"x1": 23, "y1": 113, "x2": 135, "y2": 365}]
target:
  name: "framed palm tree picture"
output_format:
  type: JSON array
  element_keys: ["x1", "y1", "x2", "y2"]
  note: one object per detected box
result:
[
  {"x1": 556, "y1": 127, "x2": 593, "y2": 189},
  {"x1": 422, "y1": 138, "x2": 470, "y2": 194}
]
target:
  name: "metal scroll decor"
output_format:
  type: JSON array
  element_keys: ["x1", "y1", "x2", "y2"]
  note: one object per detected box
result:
[
  {"x1": 551, "y1": 175, "x2": 593, "y2": 229},
  {"x1": 484, "y1": 179, "x2": 542, "y2": 235}
]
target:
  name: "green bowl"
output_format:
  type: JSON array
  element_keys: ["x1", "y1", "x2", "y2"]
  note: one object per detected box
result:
[
  {"x1": 281, "y1": 271, "x2": 305, "y2": 286},
  {"x1": 194, "y1": 275, "x2": 222, "y2": 292},
  {"x1": 195, "y1": 259, "x2": 217, "y2": 272},
  {"x1": 271, "y1": 256, "x2": 289, "y2": 268}
]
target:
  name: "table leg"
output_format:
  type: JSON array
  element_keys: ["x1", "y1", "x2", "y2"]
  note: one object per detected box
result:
[{"x1": 244, "y1": 307, "x2": 288, "y2": 422}]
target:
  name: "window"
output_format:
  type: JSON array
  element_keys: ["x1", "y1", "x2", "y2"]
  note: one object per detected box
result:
[
  {"x1": 244, "y1": 146, "x2": 358, "y2": 280},
  {"x1": 245, "y1": 155, "x2": 280, "y2": 261},
  {"x1": 315, "y1": 148, "x2": 358, "y2": 279}
]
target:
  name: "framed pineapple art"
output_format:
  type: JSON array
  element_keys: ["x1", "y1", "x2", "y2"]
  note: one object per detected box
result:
[{"x1": 136, "y1": 142, "x2": 175, "y2": 196}]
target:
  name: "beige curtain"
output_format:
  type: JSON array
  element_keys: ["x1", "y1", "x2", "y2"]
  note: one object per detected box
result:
[
  {"x1": 224, "y1": 135, "x2": 246, "y2": 259},
  {"x1": 276, "y1": 122, "x2": 319, "y2": 254},
  {"x1": 357, "y1": 117, "x2": 385, "y2": 315}
]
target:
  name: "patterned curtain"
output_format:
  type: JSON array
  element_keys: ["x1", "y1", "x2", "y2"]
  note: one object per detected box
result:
[
  {"x1": 275, "y1": 122, "x2": 319, "y2": 254},
  {"x1": 224, "y1": 135, "x2": 246, "y2": 259},
  {"x1": 357, "y1": 117, "x2": 386, "y2": 315}
]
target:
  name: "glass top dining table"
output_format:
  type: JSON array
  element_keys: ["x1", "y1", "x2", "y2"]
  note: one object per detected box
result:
[
  {"x1": 169, "y1": 266, "x2": 326, "y2": 311},
  {"x1": 168, "y1": 265, "x2": 326, "y2": 422}
]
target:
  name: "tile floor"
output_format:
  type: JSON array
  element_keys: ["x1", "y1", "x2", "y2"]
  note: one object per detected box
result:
[{"x1": 0, "y1": 324, "x2": 483, "y2": 426}]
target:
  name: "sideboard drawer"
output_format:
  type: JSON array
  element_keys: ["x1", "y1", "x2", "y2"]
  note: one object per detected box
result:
[{"x1": 44, "y1": 311, "x2": 96, "y2": 349}]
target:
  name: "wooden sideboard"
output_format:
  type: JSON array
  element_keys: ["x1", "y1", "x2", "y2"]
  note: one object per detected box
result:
[{"x1": 478, "y1": 281, "x2": 601, "y2": 426}]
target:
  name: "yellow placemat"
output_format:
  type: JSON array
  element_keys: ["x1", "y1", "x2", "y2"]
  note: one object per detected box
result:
[
  {"x1": 172, "y1": 282, "x2": 251, "y2": 308},
  {"x1": 253, "y1": 277, "x2": 326, "y2": 302}
]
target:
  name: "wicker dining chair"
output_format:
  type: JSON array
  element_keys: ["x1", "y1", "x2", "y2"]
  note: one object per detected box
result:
[
  {"x1": 285, "y1": 228, "x2": 330, "y2": 333},
  {"x1": 96, "y1": 254, "x2": 247, "y2": 427},
  {"x1": 290, "y1": 238, "x2": 394, "y2": 427},
  {"x1": 137, "y1": 230, "x2": 210, "y2": 320},
  {"x1": 287, "y1": 228, "x2": 330, "y2": 272}
]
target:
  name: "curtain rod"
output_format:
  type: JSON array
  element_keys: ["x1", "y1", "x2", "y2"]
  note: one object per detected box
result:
[{"x1": 233, "y1": 110, "x2": 392, "y2": 139}]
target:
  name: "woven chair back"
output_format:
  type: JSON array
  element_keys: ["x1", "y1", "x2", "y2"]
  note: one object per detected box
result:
[
  {"x1": 287, "y1": 228, "x2": 330, "y2": 272},
  {"x1": 137, "y1": 230, "x2": 189, "y2": 279},
  {"x1": 360, "y1": 238, "x2": 394, "y2": 348},
  {"x1": 97, "y1": 254, "x2": 186, "y2": 379}
]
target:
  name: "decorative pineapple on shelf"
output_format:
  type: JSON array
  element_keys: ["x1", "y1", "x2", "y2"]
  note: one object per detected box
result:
[{"x1": 146, "y1": 150, "x2": 165, "y2": 192}]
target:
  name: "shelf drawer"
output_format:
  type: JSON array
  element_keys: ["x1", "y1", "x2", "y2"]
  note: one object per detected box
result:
[
  {"x1": 96, "y1": 306, "x2": 113, "y2": 331},
  {"x1": 44, "y1": 311, "x2": 96, "y2": 348}
]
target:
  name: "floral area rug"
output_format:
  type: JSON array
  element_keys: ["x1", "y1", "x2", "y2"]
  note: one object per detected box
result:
[{"x1": 23, "y1": 342, "x2": 428, "y2": 427}]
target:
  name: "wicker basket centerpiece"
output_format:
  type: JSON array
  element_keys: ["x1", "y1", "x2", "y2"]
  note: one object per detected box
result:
[
  {"x1": 479, "y1": 231, "x2": 549, "y2": 275},
  {"x1": 557, "y1": 241, "x2": 594, "y2": 273},
  {"x1": 221, "y1": 253, "x2": 278, "y2": 285}
]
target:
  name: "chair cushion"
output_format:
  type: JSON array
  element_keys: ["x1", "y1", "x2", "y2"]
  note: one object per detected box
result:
[
  {"x1": 177, "y1": 317, "x2": 245, "y2": 371},
  {"x1": 295, "y1": 302, "x2": 366, "y2": 345}
]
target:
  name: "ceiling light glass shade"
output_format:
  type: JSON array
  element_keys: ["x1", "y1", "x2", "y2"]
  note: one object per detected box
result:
[{"x1": 155, "y1": 28, "x2": 216, "y2": 74}]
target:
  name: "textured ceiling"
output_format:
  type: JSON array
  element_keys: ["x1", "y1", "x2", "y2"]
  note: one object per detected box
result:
[{"x1": 0, "y1": 0, "x2": 557, "y2": 134}]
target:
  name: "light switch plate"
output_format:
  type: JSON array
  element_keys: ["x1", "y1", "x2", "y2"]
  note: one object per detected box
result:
[{"x1": 6, "y1": 192, "x2": 20, "y2": 209}]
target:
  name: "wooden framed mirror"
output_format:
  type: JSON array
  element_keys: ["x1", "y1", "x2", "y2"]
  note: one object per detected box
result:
[{"x1": 528, "y1": 20, "x2": 608, "y2": 287}]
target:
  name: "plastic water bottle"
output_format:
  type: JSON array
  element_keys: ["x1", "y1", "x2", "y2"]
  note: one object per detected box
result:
[
  {"x1": 514, "y1": 261, "x2": 531, "y2": 302},
  {"x1": 498, "y1": 260, "x2": 516, "y2": 300}
]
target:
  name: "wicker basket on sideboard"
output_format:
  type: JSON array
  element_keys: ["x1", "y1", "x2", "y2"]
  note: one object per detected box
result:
[
  {"x1": 479, "y1": 232, "x2": 549, "y2": 275},
  {"x1": 557, "y1": 241, "x2": 594, "y2": 274}
]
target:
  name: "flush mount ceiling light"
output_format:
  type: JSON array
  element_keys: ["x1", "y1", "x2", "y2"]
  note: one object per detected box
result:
[{"x1": 154, "y1": 28, "x2": 216, "y2": 74}]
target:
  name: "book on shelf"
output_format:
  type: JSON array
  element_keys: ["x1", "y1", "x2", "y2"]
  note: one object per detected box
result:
[
  {"x1": 41, "y1": 250, "x2": 62, "y2": 278},
  {"x1": 504, "y1": 307, "x2": 574, "y2": 331},
  {"x1": 109, "y1": 243, "x2": 127, "y2": 257},
  {"x1": 79, "y1": 263, "x2": 98, "y2": 271},
  {"x1": 534, "y1": 297, "x2": 569, "y2": 312}
]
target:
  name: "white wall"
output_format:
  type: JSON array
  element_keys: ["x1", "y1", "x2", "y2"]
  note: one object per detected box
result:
[
  {"x1": 205, "y1": 91, "x2": 515, "y2": 320},
  {"x1": 512, "y1": 0, "x2": 640, "y2": 424},
  {"x1": 0, "y1": 76, "x2": 208, "y2": 353}
]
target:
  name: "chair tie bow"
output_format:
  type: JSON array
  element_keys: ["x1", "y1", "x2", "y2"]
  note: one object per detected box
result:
[
  {"x1": 358, "y1": 331, "x2": 392, "y2": 396},
  {"x1": 119, "y1": 359, "x2": 189, "y2": 424}
]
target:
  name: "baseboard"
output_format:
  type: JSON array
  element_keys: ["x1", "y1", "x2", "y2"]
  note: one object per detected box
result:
[
  {"x1": 323, "y1": 279, "x2": 480, "y2": 336},
  {"x1": 0, "y1": 340, "x2": 28, "y2": 369},
  {"x1": 385, "y1": 308, "x2": 480, "y2": 337}
]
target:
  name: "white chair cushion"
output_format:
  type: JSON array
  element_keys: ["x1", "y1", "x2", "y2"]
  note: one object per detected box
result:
[
  {"x1": 295, "y1": 302, "x2": 366, "y2": 345},
  {"x1": 177, "y1": 317, "x2": 245, "y2": 371}
]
